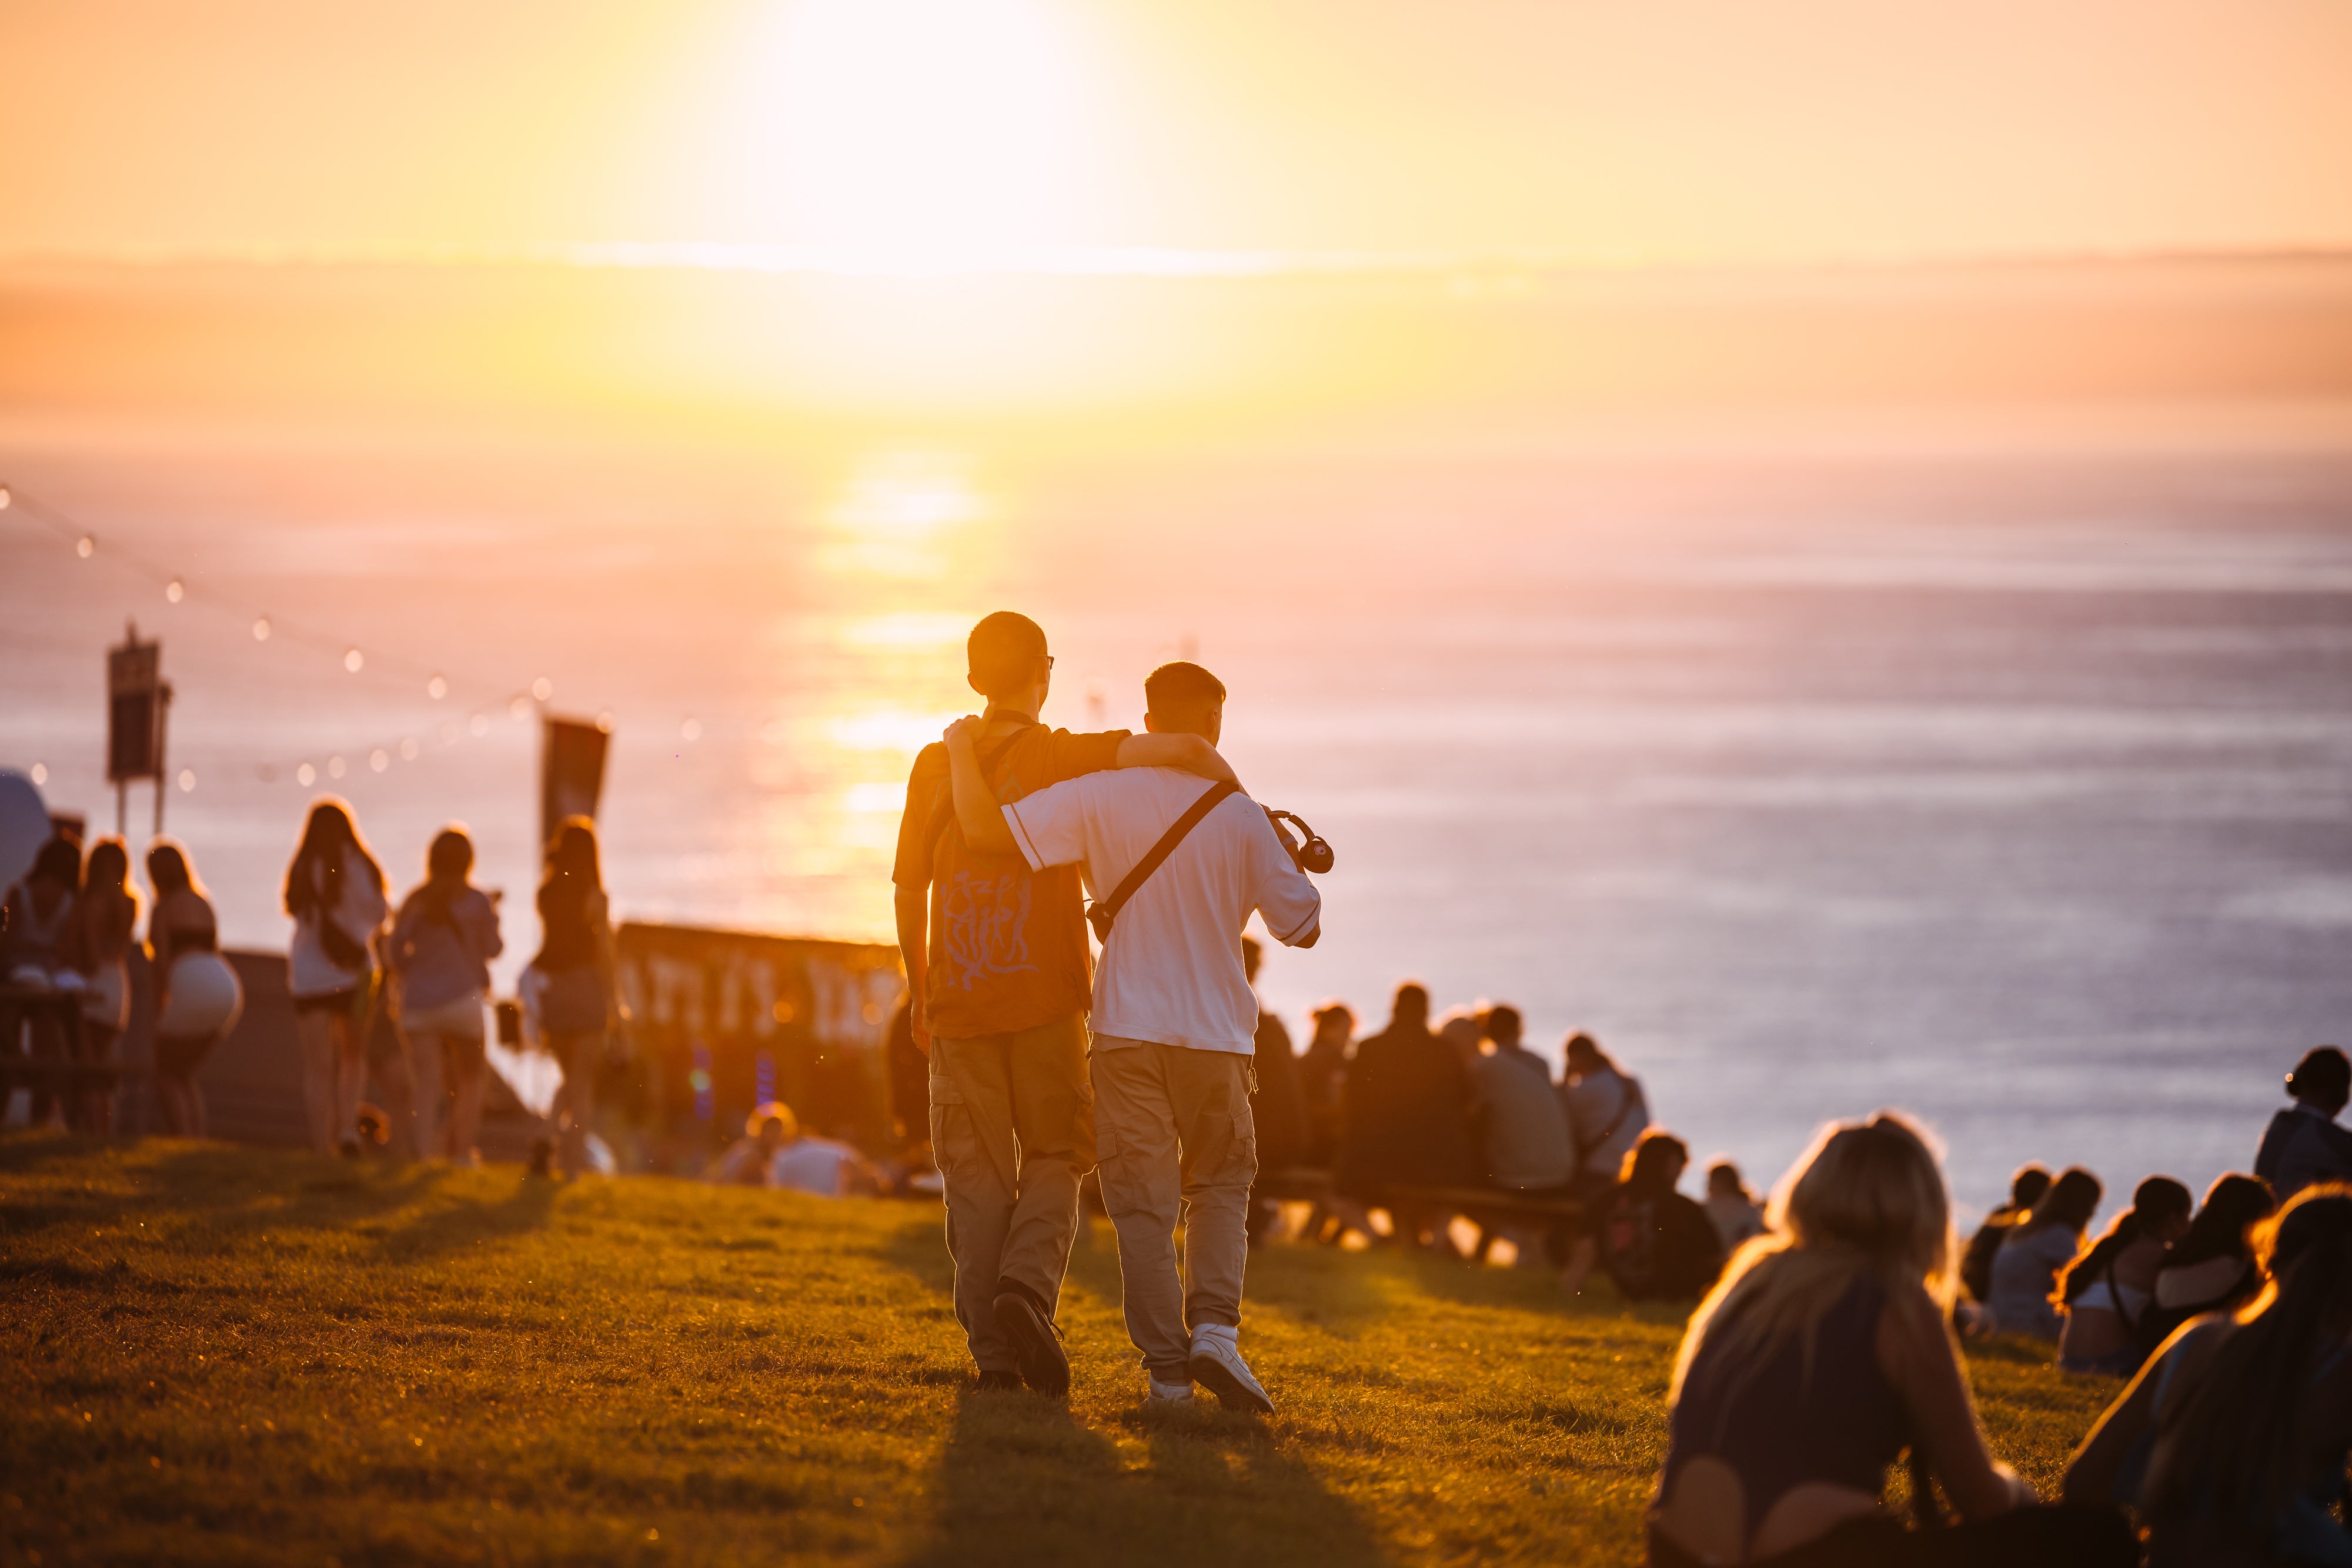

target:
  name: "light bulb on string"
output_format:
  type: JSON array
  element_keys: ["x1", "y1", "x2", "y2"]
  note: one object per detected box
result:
[
  {"x1": 427, "y1": 675, "x2": 447, "y2": 700},
  {"x1": 177, "y1": 770, "x2": 195, "y2": 793},
  {"x1": 398, "y1": 737, "x2": 418, "y2": 761},
  {"x1": 532, "y1": 677, "x2": 553, "y2": 702},
  {"x1": 369, "y1": 749, "x2": 389, "y2": 773},
  {"x1": 681, "y1": 717, "x2": 703, "y2": 742},
  {"x1": 166, "y1": 579, "x2": 184, "y2": 603},
  {"x1": 29, "y1": 762, "x2": 46, "y2": 785},
  {"x1": 328, "y1": 755, "x2": 346, "y2": 779},
  {"x1": 509, "y1": 696, "x2": 531, "y2": 721},
  {"x1": 252, "y1": 617, "x2": 272, "y2": 642},
  {"x1": 76, "y1": 536, "x2": 93, "y2": 559},
  {"x1": 296, "y1": 763, "x2": 316, "y2": 787},
  {"x1": 344, "y1": 648, "x2": 364, "y2": 674},
  {"x1": 596, "y1": 712, "x2": 615, "y2": 734}
]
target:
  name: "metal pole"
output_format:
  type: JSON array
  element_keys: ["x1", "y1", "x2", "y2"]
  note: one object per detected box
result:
[{"x1": 116, "y1": 781, "x2": 126, "y2": 837}]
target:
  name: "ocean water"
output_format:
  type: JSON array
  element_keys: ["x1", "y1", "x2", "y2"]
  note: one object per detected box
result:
[{"x1": 6, "y1": 397, "x2": 2351, "y2": 1218}]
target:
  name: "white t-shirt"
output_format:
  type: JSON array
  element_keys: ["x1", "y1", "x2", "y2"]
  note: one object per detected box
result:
[
  {"x1": 771, "y1": 1137, "x2": 864, "y2": 1197},
  {"x1": 1004, "y1": 767, "x2": 1323, "y2": 1053}
]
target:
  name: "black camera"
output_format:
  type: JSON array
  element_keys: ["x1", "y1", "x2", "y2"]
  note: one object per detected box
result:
[{"x1": 1269, "y1": 811, "x2": 1334, "y2": 874}]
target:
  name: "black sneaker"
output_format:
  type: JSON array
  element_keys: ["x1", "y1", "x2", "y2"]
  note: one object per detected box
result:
[
  {"x1": 975, "y1": 1369, "x2": 1023, "y2": 1393},
  {"x1": 992, "y1": 1290, "x2": 1071, "y2": 1398}
]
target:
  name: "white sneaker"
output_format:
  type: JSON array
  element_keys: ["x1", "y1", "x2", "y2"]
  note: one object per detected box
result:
[
  {"x1": 1147, "y1": 1375, "x2": 1196, "y2": 1405},
  {"x1": 1187, "y1": 1325, "x2": 1274, "y2": 1414}
]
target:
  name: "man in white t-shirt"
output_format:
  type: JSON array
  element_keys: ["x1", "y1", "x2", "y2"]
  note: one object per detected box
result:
[{"x1": 943, "y1": 661, "x2": 1322, "y2": 1412}]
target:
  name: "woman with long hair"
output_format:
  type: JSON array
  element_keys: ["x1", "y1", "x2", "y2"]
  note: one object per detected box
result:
[
  {"x1": 1986, "y1": 1166, "x2": 2102, "y2": 1341},
  {"x1": 533, "y1": 816, "x2": 620, "y2": 1178},
  {"x1": 2056, "y1": 1175, "x2": 2194, "y2": 1376},
  {"x1": 2064, "y1": 1184, "x2": 2352, "y2": 1566},
  {"x1": 146, "y1": 841, "x2": 241, "y2": 1136},
  {"x1": 1649, "y1": 1112, "x2": 2134, "y2": 1567},
  {"x1": 2, "y1": 835, "x2": 83, "y2": 1127},
  {"x1": 71, "y1": 838, "x2": 139, "y2": 1133},
  {"x1": 2137, "y1": 1173, "x2": 2277, "y2": 1353},
  {"x1": 385, "y1": 826, "x2": 502, "y2": 1164},
  {"x1": 283, "y1": 799, "x2": 387, "y2": 1156}
]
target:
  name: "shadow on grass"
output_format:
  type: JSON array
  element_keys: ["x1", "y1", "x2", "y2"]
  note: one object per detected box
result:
[
  {"x1": 0, "y1": 1135, "x2": 559, "y2": 1271},
  {"x1": 878, "y1": 1210, "x2": 1388, "y2": 1567}
]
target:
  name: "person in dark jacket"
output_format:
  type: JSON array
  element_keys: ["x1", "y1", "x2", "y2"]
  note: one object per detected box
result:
[
  {"x1": 1960, "y1": 1164, "x2": 2053, "y2": 1306},
  {"x1": 1335, "y1": 982, "x2": 1479, "y2": 1251},
  {"x1": 1242, "y1": 937, "x2": 1309, "y2": 1245},
  {"x1": 2254, "y1": 1046, "x2": 2352, "y2": 1203},
  {"x1": 1593, "y1": 1129, "x2": 1724, "y2": 1301}
]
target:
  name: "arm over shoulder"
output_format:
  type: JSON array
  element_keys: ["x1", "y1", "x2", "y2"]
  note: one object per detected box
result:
[{"x1": 1003, "y1": 774, "x2": 1094, "y2": 872}]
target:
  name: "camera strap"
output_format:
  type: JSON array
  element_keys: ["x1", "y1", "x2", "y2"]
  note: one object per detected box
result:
[{"x1": 1087, "y1": 780, "x2": 1240, "y2": 943}]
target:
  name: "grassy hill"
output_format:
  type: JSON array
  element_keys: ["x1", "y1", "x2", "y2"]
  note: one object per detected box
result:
[{"x1": 0, "y1": 1136, "x2": 2113, "y2": 1566}]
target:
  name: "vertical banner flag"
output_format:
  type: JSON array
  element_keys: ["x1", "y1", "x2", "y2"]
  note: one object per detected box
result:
[{"x1": 540, "y1": 716, "x2": 610, "y2": 848}]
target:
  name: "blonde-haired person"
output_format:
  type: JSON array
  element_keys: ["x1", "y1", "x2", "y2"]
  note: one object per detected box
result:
[{"x1": 1648, "y1": 1112, "x2": 2134, "y2": 1568}]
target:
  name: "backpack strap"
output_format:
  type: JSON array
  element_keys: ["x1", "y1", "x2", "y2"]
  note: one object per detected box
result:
[{"x1": 1087, "y1": 780, "x2": 1240, "y2": 942}]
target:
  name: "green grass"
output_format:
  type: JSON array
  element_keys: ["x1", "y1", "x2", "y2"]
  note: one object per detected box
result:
[{"x1": 0, "y1": 1135, "x2": 2114, "y2": 1566}]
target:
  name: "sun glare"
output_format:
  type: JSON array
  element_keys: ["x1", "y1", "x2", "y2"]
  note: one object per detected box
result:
[
  {"x1": 821, "y1": 450, "x2": 988, "y2": 579},
  {"x1": 765, "y1": 0, "x2": 1091, "y2": 269}
]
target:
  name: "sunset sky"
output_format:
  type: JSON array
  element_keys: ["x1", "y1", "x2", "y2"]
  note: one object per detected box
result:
[{"x1": 4, "y1": 0, "x2": 2350, "y2": 269}]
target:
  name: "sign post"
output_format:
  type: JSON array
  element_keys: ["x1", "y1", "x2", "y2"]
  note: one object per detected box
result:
[
  {"x1": 106, "y1": 622, "x2": 170, "y2": 837},
  {"x1": 540, "y1": 714, "x2": 610, "y2": 849}
]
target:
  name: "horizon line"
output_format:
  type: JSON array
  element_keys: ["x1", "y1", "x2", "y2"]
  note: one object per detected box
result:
[{"x1": 1, "y1": 239, "x2": 2348, "y2": 282}]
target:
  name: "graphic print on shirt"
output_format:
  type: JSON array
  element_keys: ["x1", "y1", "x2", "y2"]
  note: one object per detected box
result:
[{"x1": 938, "y1": 869, "x2": 1040, "y2": 991}]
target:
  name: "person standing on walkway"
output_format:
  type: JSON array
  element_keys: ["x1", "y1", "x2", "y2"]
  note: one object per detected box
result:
[
  {"x1": 70, "y1": 837, "x2": 138, "y2": 1133},
  {"x1": 891, "y1": 612, "x2": 1240, "y2": 1396},
  {"x1": 534, "y1": 817, "x2": 622, "y2": 1179},
  {"x1": 945, "y1": 658, "x2": 1324, "y2": 1411},
  {"x1": 146, "y1": 841, "x2": 241, "y2": 1137},
  {"x1": 283, "y1": 800, "x2": 388, "y2": 1156},
  {"x1": 386, "y1": 826, "x2": 503, "y2": 1163}
]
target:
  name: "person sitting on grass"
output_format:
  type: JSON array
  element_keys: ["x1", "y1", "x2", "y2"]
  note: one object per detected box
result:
[
  {"x1": 946, "y1": 659, "x2": 1323, "y2": 1413},
  {"x1": 709, "y1": 1102, "x2": 880, "y2": 1196},
  {"x1": 1468, "y1": 1005, "x2": 1575, "y2": 1266},
  {"x1": 1648, "y1": 1111, "x2": 2137, "y2": 1568},
  {"x1": 1703, "y1": 1161, "x2": 1768, "y2": 1254},
  {"x1": 1336, "y1": 983, "x2": 1481, "y2": 1253},
  {"x1": 2063, "y1": 1184, "x2": 2352, "y2": 1568},
  {"x1": 1558, "y1": 1032, "x2": 1652, "y2": 1293},
  {"x1": 1959, "y1": 1164, "x2": 2052, "y2": 1306},
  {"x1": 2254, "y1": 1046, "x2": 2352, "y2": 1203},
  {"x1": 710, "y1": 1105, "x2": 794, "y2": 1185},
  {"x1": 1242, "y1": 936, "x2": 1310, "y2": 1248},
  {"x1": 2055, "y1": 1175, "x2": 2192, "y2": 1377},
  {"x1": 1986, "y1": 1166, "x2": 2101, "y2": 1342},
  {"x1": 2135, "y1": 1172, "x2": 2277, "y2": 1354},
  {"x1": 1577, "y1": 1129, "x2": 1725, "y2": 1303}
]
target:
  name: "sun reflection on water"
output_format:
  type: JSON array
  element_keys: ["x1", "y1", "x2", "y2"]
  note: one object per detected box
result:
[{"x1": 819, "y1": 450, "x2": 988, "y2": 581}]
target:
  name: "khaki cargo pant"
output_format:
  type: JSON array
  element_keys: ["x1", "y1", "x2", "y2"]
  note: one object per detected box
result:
[
  {"x1": 928, "y1": 1012, "x2": 1095, "y2": 1373},
  {"x1": 1090, "y1": 1036, "x2": 1257, "y2": 1382}
]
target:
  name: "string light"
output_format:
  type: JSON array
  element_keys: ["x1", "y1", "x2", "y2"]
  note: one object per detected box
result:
[
  {"x1": 681, "y1": 717, "x2": 703, "y2": 742},
  {"x1": 29, "y1": 762, "x2": 46, "y2": 785},
  {"x1": 5, "y1": 479, "x2": 636, "y2": 788}
]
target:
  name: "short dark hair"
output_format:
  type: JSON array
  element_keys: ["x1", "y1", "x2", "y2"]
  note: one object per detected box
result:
[
  {"x1": 1484, "y1": 1005, "x2": 1522, "y2": 1044},
  {"x1": 1392, "y1": 982, "x2": 1429, "y2": 1021},
  {"x1": 2009, "y1": 1164, "x2": 2053, "y2": 1208},
  {"x1": 2288, "y1": 1047, "x2": 2351, "y2": 1111},
  {"x1": 968, "y1": 612, "x2": 1049, "y2": 700},
  {"x1": 1144, "y1": 661, "x2": 1225, "y2": 723}
]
